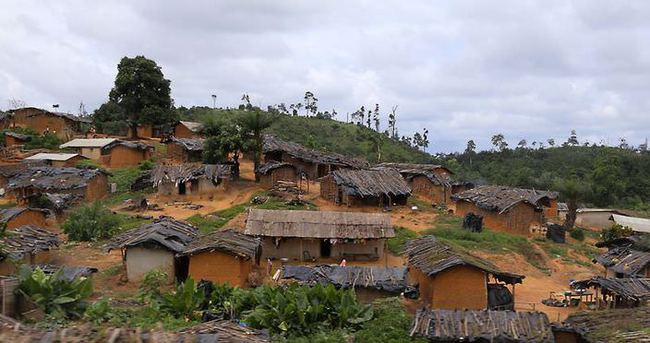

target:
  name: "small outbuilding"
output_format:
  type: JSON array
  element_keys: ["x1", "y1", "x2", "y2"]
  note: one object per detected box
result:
[
  {"x1": 245, "y1": 209, "x2": 395, "y2": 261},
  {"x1": 181, "y1": 229, "x2": 262, "y2": 287},
  {"x1": 3, "y1": 132, "x2": 31, "y2": 147},
  {"x1": 105, "y1": 217, "x2": 199, "y2": 282},
  {"x1": 151, "y1": 163, "x2": 231, "y2": 196},
  {"x1": 320, "y1": 168, "x2": 411, "y2": 207},
  {"x1": 0, "y1": 225, "x2": 60, "y2": 275},
  {"x1": 7, "y1": 166, "x2": 109, "y2": 204},
  {"x1": 24, "y1": 153, "x2": 88, "y2": 167},
  {"x1": 256, "y1": 161, "x2": 298, "y2": 189},
  {"x1": 263, "y1": 135, "x2": 368, "y2": 179},
  {"x1": 409, "y1": 309, "x2": 555, "y2": 343},
  {"x1": 0, "y1": 207, "x2": 48, "y2": 229},
  {"x1": 405, "y1": 235, "x2": 524, "y2": 310},
  {"x1": 173, "y1": 121, "x2": 203, "y2": 139},
  {"x1": 593, "y1": 247, "x2": 650, "y2": 278},
  {"x1": 377, "y1": 163, "x2": 466, "y2": 206},
  {"x1": 451, "y1": 185, "x2": 558, "y2": 236},
  {"x1": 572, "y1": 276, "x2": 650, "y2": 309},
  {"x1": 280, "y1": 265, "x2": 408, "y2": 303},
  {"x1": 162, "y1": 137, "x2": 205, "y2": 163}
]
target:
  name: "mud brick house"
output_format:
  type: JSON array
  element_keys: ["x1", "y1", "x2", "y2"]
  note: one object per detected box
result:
[
  {"x1": 162, "y1": 137, "x2": 205, "y2": 163},
  {"x1": 24, "y1": 153, "x2": 88, "y2": 167},
  {"x1": 405, "y1": 236, "x2": 524, "y2": 310},
  {"x1": 3, "y1": 132, "x2": 31, "y2": 147},
  {"x1": 409, "y1": 309, "x2": 555, "y2": 343},
  {"x1": 173, "y1": 121, "x2": 203, "y2": 139},
  {"x1": 151, "y1": 163, "x2": 231, "y2": 196},
  {"x1": 593, "y1": 247, "x2": 650, "y2": 278},
  {"x1": 7, "y1": 166, "x2": 109, "y2": 204},
  {"x1": 245, "y1": 209, "x2": 395, "y2": 261},
  {"x1": 0, "y1": 225, "x2": 59, "y2": 275},
  {"x1": 60, "y1": 138, "x2": 153, "y2": 168},
  {"x1": 320, "y1": 168, "x2": 411, "y2": 207},
  {"x1": 7, "y1": 107, "x2": 90, "y2": 141},
  {"x1": 0, "y1": 207, "x2": 48, "y2": 229},
  {"x1": 571, "y1": 277, "x2": 650, "y2": 309},
  {"x1": 263, "y1": 135, "x2": 368, "y2": 179},
  {"x1": 105, "y1": 217, "x2": 199, "y2": 282},
  {"x1": 280, "y1": 265, "x2": 408, "y2": 303},
  {"x1": 127, "y1": 124, "x2": 167, "y2": 139},
  {"x1": 377, "y1": 163, "x2": 472, "y2": 206},
  {"x1": 256, "y1": 161, "x2": 298, "y2": 189},
  {"x1": 451, "y1": 185, "x2": 558, "y2": 236},
  {"x1": 181, "y1": 229, "x2": 262, "y2": 287},
  {"x1": 0, "y1": 162, "x2": 44, "y2": 193}
]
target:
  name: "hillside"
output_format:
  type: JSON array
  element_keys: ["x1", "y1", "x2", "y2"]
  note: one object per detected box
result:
[{"x1": 178, "y1": 107, "x2": 434, "y2": 164}]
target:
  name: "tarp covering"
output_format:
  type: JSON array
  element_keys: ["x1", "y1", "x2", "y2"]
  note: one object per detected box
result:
[
  {"x1": 462, "y1": 212, "x2": 483, "y2": 233},
  {"x1": 546, "y1": 224, "x2": 566, "y2": 243}
]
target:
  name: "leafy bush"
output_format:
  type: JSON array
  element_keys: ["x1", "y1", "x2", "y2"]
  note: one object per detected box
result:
[
  {"x1": 24, "y1": 132, "x2": 64, "y2": 150},
  {"x1": 569, "y1": 227, "x2": 585, "y2": 241},
  {"x1": 600, "y1": 224, "x2": 633, "y2": 245},
  {"x1": 138, "y1": 269, "x2": 168, "y2": 302},
  {"x1": 75, "y1": 159, "x2": 105, "y2": 170},
  {"x1": 84, "y1": 297, "x2": 128, "y2": 325},
  {"x1": 138, "y1": 159, "x2": 155, "y2": 171},
  {"x1": 17, "y1": 266, "x2": 93, "y2": 319},
  {"x1": 159, "y1": 278, "x2": 205, "y2": 320},
  {"x1": 354, "y1": 298, "x2": 425, "y2": 343},
  {"x1": 110, "y1": 166, "x2": 146, "y2": 193},
  {"x1": 387, "y1": 227, "x2": 418, "y2": 255},
  {"x1": 62, "y1": 202, "x2": 122, "y2": 241}
]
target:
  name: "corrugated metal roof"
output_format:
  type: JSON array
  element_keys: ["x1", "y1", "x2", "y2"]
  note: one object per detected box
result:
[
  {"x1": 60, "y1": 138, "x2": 117, "y2": 148},
  {"x1": 610, "y1": 214, "x2": 650, "y2": 234},
  {"x1": 25, "y1": 153, "x2": 84, "y2": 161}
]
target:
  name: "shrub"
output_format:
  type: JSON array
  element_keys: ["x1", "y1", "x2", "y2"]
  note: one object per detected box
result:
[
  {"x1": 138, "y1": 269, "x2": 168, "y2": 302},
  {"x1": 600, "y1": 224, "x2": 633, "y2": 245},
  {"x1": 569, "y1": 227, "x2": 585, "y2": 241},
  {"x1": 24, "y1": 132, "x2": 64, "y2": 150},
  {"x1": 17, "y1": 266, "x2": 93, "y2": 319},
  {"x1": 354, "y1": 298, "x2": 426, "y2": 343},
  {"x1": 84, "y1": 297, "x2": 128, "y2": 325},
  {"x1": 159, "y1": 278, "x2": 205, "y2": 320},
  {"x1": 387, "y1": 227, "x2": 418, "y2": 255},
  {"x1": 62, "y1": 202, "x2": 121, "y2": 241}
]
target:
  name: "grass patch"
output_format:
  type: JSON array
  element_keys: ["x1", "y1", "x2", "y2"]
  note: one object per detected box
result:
[
  {"x1": 102, "y1": 264, "x2": 123, "y2": 277},
  {"x1": 187, "y1": 204, "x2": 247, "y2": 233},
  {"x1": 109, "y1": 166, "x2": 145, "y2": 193},
  {"x1": 386, "y1": 227, "x2": 418, "y2": 255},
  {"x1": 429, "y1": 212, "x2": 463, "y2": 230}
]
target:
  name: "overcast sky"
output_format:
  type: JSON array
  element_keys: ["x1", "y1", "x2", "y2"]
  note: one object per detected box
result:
[{"x1": 1, "y1": 1, "x2": 649, "y2": 152}]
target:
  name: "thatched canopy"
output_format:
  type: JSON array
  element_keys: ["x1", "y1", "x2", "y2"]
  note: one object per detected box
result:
[
  {"x1": 0, "y1": 207, "x2": 48, "y2": 224},
  {"x1": 405, "y1": 235, "x2": 524, "y2": 284},
  {"x1": 329, "y1": 168, "x2": 411, "y2": 198},
  {"x1": 256, "y1": 160, "x2": 296, "y2": 175},
  {"x1": 0, "y1": 225, "x2": 59, "y2": 260},
  {"x1": 105, "y1": 217, "x2": 199, "y2": 253},
  {"x1": 263, "y1": 135, "x2": 368, "y2": 169},
  {"x1": 572, "y1": 276, "x2": 650, "y2": 302},
  {"x1": 451, "y1": 185, "x2": 557, "y2": 214},
  {"x1": 245, "y1": 209, "x2": 394, "y2": 239},
  {"x1": 7, "y1": 167, "x2": 109, "y2": 191},
  {"x1": 181, "y1": 229, "x2": 261, "y2": 261},
  {"x1": 410, "y1": 309, "x2": 553, "y2": 342},
  {"x1": 281, "y1": 265, "x2": 408, "y2": 293},
  {"x1": 593, "y1": 247, "x2": 650, "y2": 277},
  {"x1": 151, "y1": 163, "x2": 231, "y2": 185},
  {"x1": 162, "y1": 136, "x2": 205, "y2": 151},
  {"x1": 4, "y1": 131, "x2": 31, "y2": 141},
  {"x1": 563, "y1": 307, "x2": 650, "y2": 342}
]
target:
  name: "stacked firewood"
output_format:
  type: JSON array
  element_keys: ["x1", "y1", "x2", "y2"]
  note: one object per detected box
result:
[{"x1": 272, "y1": 181, "x2": 304, "y2": 194}]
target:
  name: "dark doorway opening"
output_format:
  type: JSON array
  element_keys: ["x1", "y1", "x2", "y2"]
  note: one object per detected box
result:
[
  {"x1": 320, "y1": 239, "x2": 332, "y2": 258},
  {"x1": 174, "y1": 256, "x2": 190, "y2": 282},
  {"x1": 178, "y1": 182, "x2": 186, "y2": 195}
]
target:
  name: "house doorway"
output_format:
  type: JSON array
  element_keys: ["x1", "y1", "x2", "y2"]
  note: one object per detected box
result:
[
  {"x1": 178, "y1": 182, "x2": 186, "y2": 195},
  {"x1": 320, "y1": 239, "x2": 332, "y2": 258}
]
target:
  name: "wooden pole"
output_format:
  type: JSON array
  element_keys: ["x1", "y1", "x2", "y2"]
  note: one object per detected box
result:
[{"x1": 300, "y1": 238, "x2": 304, "y2": 262}]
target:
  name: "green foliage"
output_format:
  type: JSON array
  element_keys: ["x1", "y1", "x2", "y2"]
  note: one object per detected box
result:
[
  {"x1": 600, "y1": 224, "x2": 634, "y2": 245},
  {"x1": 354, "y1": 298, "x2": 426, "y2": 343},
  {"x1": 159, "y1": 278, "x2": 205, "y2": 320},
  {"x1": 138, "y1": 269, "x2": 168, "y2": 302},
  {"x1": 110, "y1": 166, "x2": 148, "y2": 193},
  {"x1": 186, "y1": 204, "x2": 246, "y2": 233},
  {"x1": 84, "y1": 298, "x2": 128, "y2": 325},
  {"x1": 386, "y1": 227, "x2": 418, "y2": 255},
  {"x1": 23, "y1": 132, "x2": 64, "y2": 150},
  {"x1": 569, "y1": 227, "x2": 585, "y2": 241},
  {"x1": 17, "y1": 266, "x2": 93, "y2": 319},
  {"x1": 92, "y1": 101, "x2": 128, "y2": 135},
  {"x1": 75, "y1": 159, "x2": 105, "y2": 170},
  {"x1": 62, "y1": 202, "x2": 122, "y2": 241}
]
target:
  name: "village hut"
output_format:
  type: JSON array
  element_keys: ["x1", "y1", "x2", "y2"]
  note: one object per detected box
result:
[
  {"x1": 23, "y1": 153, "x2": 88, "y2": 167},
  {"x1": 263, "y1": 135, "x2": 368, "y2": 179},
  {"x1": 571, "y1": 277, "x2": 650, "y2": 309},
  {"x1": 280, "y1": 265, "x2": 408, "y2": 303},
  {"x1": 181, "y1": 229, "x2": 261, "y2": 287},
  {"x1": 0, "y1": 162, "x2": 45, "y2": 193},
  {"x1": 256, "y1": 161, "x2": 298, "y2": 189},
  {"x1": 173, "y1": 121, "x2": 203, "y2": 138},
  {"x1": 6, "y1": 107, "x2": 90, "y2": 141},
  {"x1": 0, "y1": 226, "x2": 59, "y2": 275},
  {"x1": 0, "y1": 207, "x2": 48, "y2": 229},
  {"x1": 593, "y1": 247, "x2": 650, "y2": 278},
  {"x1": 245, "y1": 209, "x2": 394, "y2": 261},
  {"x1": 6, "y1": 166, "x2": 109, "y2": 204},
  {"x1": 60, "y1": 138, "x2": 153, "y2": 168},
  {"x1": 3, "y1": 132, "x2": 30, "y2": 147},
  {"x1": 151, "y1": 163, "x2": 231, "y2": 196},
  {"x1": 409, "y1": 309, "x2": 555, "y2": 343},
  {"x1": 162, "y1": 137, "x2": 205, "y2": 163},
  {"x1": 559, "y1": 307, "x2": 650, "y2": 343},
  {"x1": 320, "y1": 168, "x2": 411, "y2": 207},
  {"x1": 451, "y1": 185, "x2": 558, "y2": 236},
  {"x1": 405, "y1": 236, "x2": 524, "y2": 310},
  {"x1": 126, "y1": 124, "x2": 167, "y2": 139},
  {"x1": 105, "y1": 217, "x2": 199, "y2": 282}
]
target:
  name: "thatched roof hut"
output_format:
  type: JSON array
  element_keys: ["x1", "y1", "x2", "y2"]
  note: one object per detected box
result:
[
  {"x1": 256, "y1": 161, "x2": 296, "y2": 175},
  {"x1": 182, "y1": 229, "x2": 261, "y2": 261},
  {"x1": 562, "y1": 307, "x2": 650, "y2": 342},
  {"x1": 593, "y1": 247, "x2": 650, "y2": 277},
  {"x1": 245, "y1": 209, "x2": 394, "y2": 239},
  {"x1": 410, "y1": 309, "x2": 554, "y2": 342},
  {"x1": 280, "y1": 265, "x2": 408, "y2": 293},
  {"x1": 7, "y1": 166, "x2": 109, "y2": 193},
  {"x1": 263, "y1": 135, "x2": 368, "y2": 170},
  {"x1": 105, "y1": 217, "x2": 199, "y2": 253},
  {"x1": 328, "y1": 168, "x2": 411, "y2": 199},
  {"x1": 572, "y1": 276, "x2": 650, "y2": 303},
  {"x1": 405, "y1": 235, "x2": 524, "y2": 284},
  {"x1": 451, "y1": 185, "x2": 557, "y2": 214},
  {"x1": 0, "y1": 225, "x2": 59, "y2": 261},
  {"x1": 162, "y1": 136, "x2": 205, "y2": 151},
  {"x1": 151, "y1": 164, "x2": 231, "y2": 186}
]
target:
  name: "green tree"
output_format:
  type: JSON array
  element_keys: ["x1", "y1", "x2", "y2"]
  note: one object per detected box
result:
[
  {"x1": 238, "y1": 110, "x2": 273, "y2": 181},
  {"x1": 62, "y1": 202, "x2": 121, "y2": 241},
  {"x1": 92, "y1": 101, "x2": 127, "y2": 135},
  {"x1": 491, "y1": 133, "x2": 507, "y2": 151},
  {"x1": 201, "y1": 118, "x2": 245, "y2": 179},
  {"x1": 554, "y1": 177, "x2": 591, "y2": 230},
  {"x1": 108, "y1": 56, "x2": 177, "y2": 138}
]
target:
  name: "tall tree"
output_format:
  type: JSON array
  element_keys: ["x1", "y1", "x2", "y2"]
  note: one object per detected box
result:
[
  {"x1": 108, "y1": 56, "x2": 176, "y2": 138},
  {"x1": 554, "y1": 177, "x2": 590, "y2": 230},
  {"x1": 564, "y1": 129, "x2": 579, "y2": 146},
  {"x1": 547, "y1": 138, "x2": 555, "y2": 147},
  {"x1": 491, "y1": 133, "x2": 508, "y2": 151},
  {"x1": 238, "y1": 110, "x2": 273, "y2": 181},
  {"x1": 303, "y1": 91, "x2": 318, "y2": 116},
  {"x1": 373, "y1": 104, "x2": 380, "y2": 132},
  {"x1": 388, "y1": 106, "x2": 398, "y2": 139},
  {"x1": 465, "y1": 140, "x2": 476, "y2": 166},
  {"x1": 422, "y1": 128, "x2": 429, "y2": 151}
]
